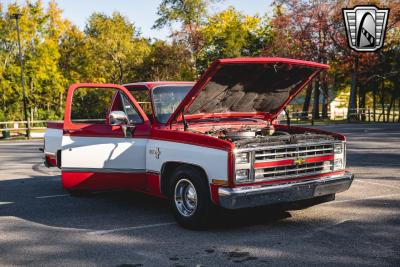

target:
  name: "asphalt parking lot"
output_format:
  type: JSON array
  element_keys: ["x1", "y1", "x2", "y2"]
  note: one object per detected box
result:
[{"x1": 0, "y1": 123, "x2": 399, "y2": 266}]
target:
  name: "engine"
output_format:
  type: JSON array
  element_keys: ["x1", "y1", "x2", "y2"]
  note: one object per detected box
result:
[{"x1": 204, "y1": 125, "x2": 336, "y2": 148}]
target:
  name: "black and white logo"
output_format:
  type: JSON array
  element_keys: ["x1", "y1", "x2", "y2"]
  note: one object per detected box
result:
[{"x1": 343, "y1": 5, "x2": 389, "y2": 52}]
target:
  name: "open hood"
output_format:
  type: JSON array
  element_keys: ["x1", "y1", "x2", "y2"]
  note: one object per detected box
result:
[{"x1": 166, "y1": 58, "x2": 328, "y2": 125}]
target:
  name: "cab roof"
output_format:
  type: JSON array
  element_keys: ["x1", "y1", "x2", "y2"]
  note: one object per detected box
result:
[{"x1": 123, "y1": 81, "x2": 195, "y2": 90}]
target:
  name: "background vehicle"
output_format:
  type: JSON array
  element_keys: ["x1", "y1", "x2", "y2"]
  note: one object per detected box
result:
[{"x1": 43, "y1": 58, "x2": 354, "y2": 228}]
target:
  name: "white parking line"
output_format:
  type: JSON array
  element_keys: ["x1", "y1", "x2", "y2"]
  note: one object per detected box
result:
[
  {"x1": 35, "y1": 194, "x2": 69, "y2": 199},
  {"x1": 87, "y1": 222, "x2": 176, "y2": 235}
]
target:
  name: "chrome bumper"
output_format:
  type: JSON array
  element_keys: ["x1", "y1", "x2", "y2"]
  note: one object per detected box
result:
[{"x1": 218, "y1": 172, "x2": 354, "y2": 209}]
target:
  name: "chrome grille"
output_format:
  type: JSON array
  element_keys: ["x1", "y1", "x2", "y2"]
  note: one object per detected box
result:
[
  {"x1": 254, "y1": 143, "x2": 334, "y2": 162},
  {"x1": 255, "y1": 161, "x2": 333, "y2": 180},
  {"x1": 253, "y1": 143, "x2": 335, "y2": 181}
]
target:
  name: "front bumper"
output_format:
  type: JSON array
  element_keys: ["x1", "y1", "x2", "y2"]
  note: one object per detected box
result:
[{"x1": 218, "y1": 171, "x2": 354, "y2": 209}]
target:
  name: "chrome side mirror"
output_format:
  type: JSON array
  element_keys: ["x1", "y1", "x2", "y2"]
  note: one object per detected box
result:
[
  {"x1": 109, "y1": 111, "x2": 134, "y2": 137},
  {"x1": 109, "y1": 111, "x2": 128, "y2": 126}
]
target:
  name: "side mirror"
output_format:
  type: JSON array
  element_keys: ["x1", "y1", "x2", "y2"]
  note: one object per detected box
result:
[
  {"x1": 109, "y1": 111, "x2": 134, "y2": 137},
  {"x1": 109, "y1": 111, "x2": 128, "y2": 126}
]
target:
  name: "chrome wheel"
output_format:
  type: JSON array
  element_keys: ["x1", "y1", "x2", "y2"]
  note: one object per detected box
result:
[{"x1": 174, "y1": 179, "x2": 198, "y2": 217}]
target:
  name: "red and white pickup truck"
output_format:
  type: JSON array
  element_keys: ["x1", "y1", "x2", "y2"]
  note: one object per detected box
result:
[{"x1": 43, "y1": 58, "x2": 354, "y2": 228}]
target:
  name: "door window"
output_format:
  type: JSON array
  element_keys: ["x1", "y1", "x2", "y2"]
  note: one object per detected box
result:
[
  {"x1": 70, "y1": 87, "x2": 143, "y2": 125},
  {"x1": 70, "y1": 87, "x2": 115, "y2": 124},
  {"x1": 129, "y1": 88, "x2": 152, "y2": 118},
  {"x1": 119, "y1": 92, "x2": 143, "y2": 124}
]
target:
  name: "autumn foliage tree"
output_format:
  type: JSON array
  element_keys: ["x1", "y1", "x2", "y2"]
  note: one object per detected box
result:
[
  {"x1": 266, "y1": 0, "x2": 400, "y2": 122},
  {"x1": 0, "y1": 0, "x2": 399, "y2": 124}
]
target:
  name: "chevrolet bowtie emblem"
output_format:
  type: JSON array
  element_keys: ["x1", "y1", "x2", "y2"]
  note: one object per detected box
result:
[{"x1": 294, "y1": 158, "x2": 306, "y2": 166}]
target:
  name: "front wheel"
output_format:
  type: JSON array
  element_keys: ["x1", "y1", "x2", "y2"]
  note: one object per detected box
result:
[{"x1": 170, "y1": 166, "x2": 213, "y2": 229}]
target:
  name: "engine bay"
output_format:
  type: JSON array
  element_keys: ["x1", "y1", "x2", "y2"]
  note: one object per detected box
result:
[{"x1": 195, "y1": 124, "x2": 336, "y2": 148}]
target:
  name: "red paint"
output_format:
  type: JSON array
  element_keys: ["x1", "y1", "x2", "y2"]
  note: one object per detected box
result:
[
  {"x1": 150, "y1": 128, "x2": 234, "y2": 152},
  {"x1": 217, "y1": 57, "x2": 329, "y2": 68},
  {"x1": 63, "y1": 123, "x2": 151, "y2": 138},
  {"x1": 253, "y1": 155, "x2": 335, "y2": 169},
  {"x1": 45, "y1": 154, "x2": 57, "y2": 167},
  {"x1": 62, "y1": 170, "x2": 168, "y2": 198},
  {"x1": 63, "y1": 83, "x2": 150, "y2": 138},
  {"x1": 47, "y1": 121, "x2": 63, "y2": 129},
  {"x1": 227, "y1": 151, "x2": 234, "y2": 187},
  {"x1": 171, "y1": 112, "x2": 271, "y2": 128},
  {"x1": 62, "y1": 171, "x2": 92, "y2": 189},
  {"x1": 146, "y1": 172, "x2": 165, "y2": 198},
  {"x1": 62, "y1": 171, "x2": 146, "y2": 191},
  {"x1": 305, "y1": 155, "x2": 334, "y2": 163},
  {"x1": 210, "y1": 184, "x2": 220, "y2": 204},
  {"x1": 124, "y1": 81, "x2": 195, "y2": 90},
  {"x1": 254, "y1": 159, "x2": 294, "y2": 169}
]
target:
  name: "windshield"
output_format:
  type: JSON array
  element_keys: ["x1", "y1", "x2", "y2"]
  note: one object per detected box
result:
[
  {"x1": 128, "y1": 88, "x2": 152, "y2": 118},
  {"x1": 152, "y1": 85, "x2": 192, "y2": 123}
]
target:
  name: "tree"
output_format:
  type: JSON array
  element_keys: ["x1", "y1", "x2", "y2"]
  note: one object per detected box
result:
[
  {"x1": 266, "y1": 0, "x2": 340, "y2": 119},
  {"x1": 0, "y1": 1, "x2": 71, "y2": 120},
  {"x1": 138, "y1": 40, "x2": 195, "y2": 81},
  {"x1": 328, "y1": 1, "x2": 400, "y2": 121},
  {"x1": 153, "y1": 0, "x2": 221, "y2": 68},
  {"x1": 1, "y1": 0, "x2": 399, "y2": 124},
  {"x1": 84, "y1": 12, "x2": 151, "y2": 84},
  {"x1": 59, "y1": 25, "x2": 89, "y2": 83},
  {"x1": 197, "y1": 7, "x2": 271, "y2": 72}
]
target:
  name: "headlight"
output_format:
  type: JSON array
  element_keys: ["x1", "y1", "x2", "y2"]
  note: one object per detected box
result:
[
  {"x1": 235, "y1": 153, "x2": 249, "y2": 164},
  {"x1": 333, "y1": 142, "x2": 346, "y2": 170},
  {"x1": 235, "y1": 169, "x2": 250, "y2": 182},
  {"x1": 334, "y1": 143, "x2": 343, "y2": 154}
]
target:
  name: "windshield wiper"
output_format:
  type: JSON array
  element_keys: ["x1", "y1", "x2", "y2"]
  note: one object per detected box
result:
[
  {"x1": 194, "y1": 117, "x2": 265, "y2": 123},
  {"x1": 181, "y1": 110, "x2": 189, "y2": 131}
]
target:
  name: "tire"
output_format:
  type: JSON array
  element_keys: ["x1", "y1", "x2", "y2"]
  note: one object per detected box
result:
[{"x1": 169, "y1": 166, "x2": 213, "y2": 229}]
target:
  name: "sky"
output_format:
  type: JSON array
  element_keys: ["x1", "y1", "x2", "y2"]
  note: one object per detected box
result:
[{"x1": 2, "y1": 0, "x2": 273, "y2": 39}]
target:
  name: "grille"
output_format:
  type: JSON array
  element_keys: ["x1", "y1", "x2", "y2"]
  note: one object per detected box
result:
[
  {"x1": 253, "y1": 143, "x2": 335, "y2": 181},
  {"x1": 255, "y1": 161, "x2": 333, "y2": 180},
  {"x1": 254, "y1": 143, "x2": 334, "y2": 162}
]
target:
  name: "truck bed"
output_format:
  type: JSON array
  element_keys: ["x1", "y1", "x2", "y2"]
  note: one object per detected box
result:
[{"x1": 43, "y1": 121, "x2": 63, "y2": 166}]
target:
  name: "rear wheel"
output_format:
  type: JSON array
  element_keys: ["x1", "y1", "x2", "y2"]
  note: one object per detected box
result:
[{"x1": 170, "y1": 166, "x2": 212, "y2": 229}]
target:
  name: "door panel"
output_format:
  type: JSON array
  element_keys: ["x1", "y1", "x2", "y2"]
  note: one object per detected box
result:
[
  {"x1": 61, "y1": 136, "x2": 147, "y2": 170},
  {"x1": 61, "y1": 84, "x2": 150, "y2": 191}
]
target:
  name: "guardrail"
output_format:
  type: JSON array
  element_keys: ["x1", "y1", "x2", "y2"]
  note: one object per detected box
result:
[
  {"x1": 0, "y1": 120, "x2": 47, "y2": 131},
  {"x1": 0, "y1": 120, "x2": 47, "y2": 139},
  {"x1": 279, "y1": 108, "x2": 400, "y2": 124}
]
